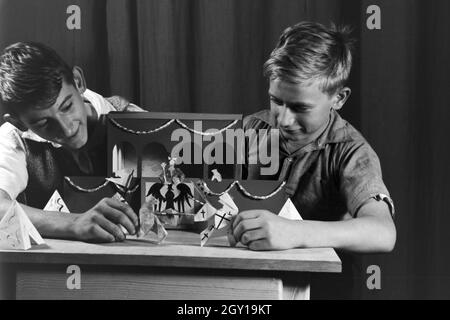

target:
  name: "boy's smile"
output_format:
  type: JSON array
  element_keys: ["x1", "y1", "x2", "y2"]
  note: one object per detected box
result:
[
  {"x1": 269, "y1": 79, "x2": 340, "y2": 147},
  {"x1": 16, "y1": 80, "x2": 89, "y2": 150}
]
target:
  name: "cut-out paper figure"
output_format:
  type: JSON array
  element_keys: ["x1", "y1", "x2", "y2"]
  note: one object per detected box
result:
[
  {"x1": 194, "y1": 202, "x2": 216, "y2": 222},
  {"x1": 172, "y1": 173, "x2": 193, "y2": 213},
  {"x1": 0, "y1": 201, "x2": 45, "y2": 250},
  {"x1": 43, "y1": 190, "x2": 70, "y2": 213},
  {"x1": 199, "y1": 192, "x2": 239, "y2": 247},
  {"x1": 146, "y1": 182, "x2": 166, "y2": 212},
  {"x1": 218, "y1": 192, "x2": 238, "y2": 215},
  {"x1": 164, "y1": 184, "x2": 176, "y2": 210},
  {"x1": 211, "y1": 169, "x2": 222, "y2": 182},
  {"x1": 146, "y1": 164, "x2": 194, "y2": 215},
  {"x1": 200, "y1": 224, "x2": 215, "y2": 247}
]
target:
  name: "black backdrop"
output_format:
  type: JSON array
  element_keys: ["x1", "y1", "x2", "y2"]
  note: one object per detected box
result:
[{"x1": 1, "y1": 0, "x2": 450, "y2": 299}]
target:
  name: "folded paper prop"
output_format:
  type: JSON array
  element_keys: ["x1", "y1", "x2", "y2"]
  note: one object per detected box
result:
[
  {"x1": 0, "y1": 201, "x2": 45, "y2": 250},
  {"x1": 138, "y1": 198, "x2": 168, "y2": 243},
  {"x1": 112, "y1": 193, "x2": 167, "y2": 243},
  {"x1": 278, "y1": 198, "x2": 302, "y2": 221},
  {"x1": 43, "y1": 190, "x2": 70, "y2": 213},
  {"x1": 199, "y1": 192, "x2": 238, "y2": 247},
  {"x1": 195, "y1": 179, "x2": 302, "y2": 247}
]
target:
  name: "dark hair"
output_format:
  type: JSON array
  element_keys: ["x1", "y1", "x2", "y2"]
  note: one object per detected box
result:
[
  {"x1": 264, "y1": 21, "x2": 355, "y2": 96},
  {"x1": 0, "y1": 42, "x2": 74, "y2": 111}
]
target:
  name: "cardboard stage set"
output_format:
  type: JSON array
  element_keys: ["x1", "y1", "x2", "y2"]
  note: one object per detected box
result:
[{"x1": 0, "y1": 112, "x2": 302, "y2": 250}]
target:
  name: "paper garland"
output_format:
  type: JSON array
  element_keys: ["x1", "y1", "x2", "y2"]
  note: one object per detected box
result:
[{"x1": 108, "y1": 117, "x2": 239, "y2": 136}]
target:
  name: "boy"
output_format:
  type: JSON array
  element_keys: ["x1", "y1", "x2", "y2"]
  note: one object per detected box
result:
[
  {"x1": 0, "y1": 42, "x2": 141, "y2": 243},
  {"x1": 233, "y1": 22, "x2": 396, "y2": 253}
]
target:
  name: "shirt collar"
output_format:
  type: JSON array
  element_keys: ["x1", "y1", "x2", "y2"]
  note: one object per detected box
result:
[{"x1": 252, "y1": 108, "x2": 354, "y2": 149}]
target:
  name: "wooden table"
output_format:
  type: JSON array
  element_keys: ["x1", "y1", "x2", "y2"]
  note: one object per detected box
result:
[{"x1": 0, "y1": 231, "x2": 341, "y2": 300}]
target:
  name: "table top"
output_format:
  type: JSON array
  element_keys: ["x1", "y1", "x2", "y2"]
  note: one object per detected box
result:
[{"x1": 0, "y1": 230, "x2": 341, "y2": 273}]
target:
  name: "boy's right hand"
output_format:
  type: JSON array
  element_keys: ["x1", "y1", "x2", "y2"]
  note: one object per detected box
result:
[{"x1": 70, "y1": 198, "x2": 139, "y2": 243}]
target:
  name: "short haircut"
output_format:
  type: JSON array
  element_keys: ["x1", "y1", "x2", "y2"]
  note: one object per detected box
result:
[
  {"x1": 0, "y1": 42, "x2": 74, "y2": 111},
  {"x1": 264, "y1": 21, "x2": 354, "y2": 96}
]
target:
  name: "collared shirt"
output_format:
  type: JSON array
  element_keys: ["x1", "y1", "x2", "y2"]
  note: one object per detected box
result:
[{"x1": 244, "y1": 109, "x2": 394, "y2": 221}]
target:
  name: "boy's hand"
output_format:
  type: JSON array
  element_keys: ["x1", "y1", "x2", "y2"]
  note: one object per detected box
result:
[
  {"x1": 231, "y1": 210, "x2": 298, "y2": 250},
  {"x1": 70, "y1": 198, "x2": 139, "y2": 242}
]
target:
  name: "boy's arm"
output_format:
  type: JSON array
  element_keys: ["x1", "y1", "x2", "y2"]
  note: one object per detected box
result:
[
  {"x1": 0, "y1": 189, "x2": 139, "y2": 243},
  {"x1": 231, "y1": 199, "x2": 396, "y2": 252}
]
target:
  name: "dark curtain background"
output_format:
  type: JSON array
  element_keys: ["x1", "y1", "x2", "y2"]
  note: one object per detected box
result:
[{"x1": 1, "y1": 0, "x2": 449, "y2": 299}]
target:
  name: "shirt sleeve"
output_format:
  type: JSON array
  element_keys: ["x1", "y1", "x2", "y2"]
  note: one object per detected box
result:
[
  {"x1": 337, "y1": 140, "x2": 395, "y2": 218},
  {"x1": 0, "y1": 125, "x2": 28, "y2": 200}
]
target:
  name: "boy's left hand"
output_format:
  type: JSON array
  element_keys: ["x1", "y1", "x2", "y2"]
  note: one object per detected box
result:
[{"x1": 231, "y1": 210, "x2": 298, "y2": 250}]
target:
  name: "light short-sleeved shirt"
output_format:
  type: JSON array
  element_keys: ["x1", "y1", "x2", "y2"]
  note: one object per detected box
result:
[
  {"x1": 244, "y1": 109, "x2": 394, "y2": 221},
  {"x1": 0, "y1": 89, "x2": 141, "y2": 201}
]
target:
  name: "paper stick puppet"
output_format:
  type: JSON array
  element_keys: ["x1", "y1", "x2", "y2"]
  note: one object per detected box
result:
[
  {"x1": 43, "y1": 190, "x2": 70, "y2": 213},
  {"x1": 0, "y1": 201, "x2": 45, "y2": 250}
]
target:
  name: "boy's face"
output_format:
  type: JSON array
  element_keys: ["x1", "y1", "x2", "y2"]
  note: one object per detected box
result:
[
  {"x1": 269, "y1": 79, "x2": 341, "y2": 143},
  {"x1": 15, "y1": 80, "x2": 88, "y2": 150}
]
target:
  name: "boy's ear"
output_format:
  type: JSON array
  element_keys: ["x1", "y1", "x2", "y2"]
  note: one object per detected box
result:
[
  {"x1": 72, "y1": 66, "x2": 87, "y2": 94},
  {"x1": 332, "y1": 87, "x2": 351, "y2": 110},
  {"x1": 3, "y1": 113, "x2": 28, "y2": 132}
]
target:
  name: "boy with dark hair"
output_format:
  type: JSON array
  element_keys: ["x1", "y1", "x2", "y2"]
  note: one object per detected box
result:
[
  {"x1": 235, "y1": 21, "x2": 396, "y2": 253},
  {"x1": 0, "y1": 42, "x2": 141, "y2": 243}
]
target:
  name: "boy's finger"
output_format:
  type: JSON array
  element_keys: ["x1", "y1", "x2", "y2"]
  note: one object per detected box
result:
[
  {"x1": 232, "y1": 218, "x2": 261, "y2": 242},
  {"x1": 96, "y1": 215, "x2": 125, "y2": 242},
  {"x1": 247, "y1": 239, "x2": 270, "y2": 251},
  {"x1": 232, "y1": 210, "x2": 260, "y2": 229},
  {"x1": 227, "y1": 230, "x2": 237, "y2": 247},
  {"x1": 99, "y1": 204, "x2": 136, "y2": 235},
  {"x1": 240, "y1": 229, "x2": 265, "y2": 246},
  {"x1": 106, "y1": 198, "x2": 139, "y2": 227},
  {"x1": 91, "y1": 225, "x2": 115, "y2": 243}
]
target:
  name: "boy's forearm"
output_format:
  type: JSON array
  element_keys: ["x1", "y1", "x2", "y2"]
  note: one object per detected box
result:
[
  {"x1": 291, "y1": 215, "x2": 395, "y2": 253},
  {"x1": 0, "y1": 197, "x2": 77, "y2": 240}
]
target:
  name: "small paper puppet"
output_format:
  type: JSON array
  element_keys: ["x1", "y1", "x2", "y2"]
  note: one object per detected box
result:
[
  {"x1": 0, "y1": 201, "x2": 45, "y2": 250},
  {"x1": 43, "y1": 190, "x2": 70, "y2": 213}
]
